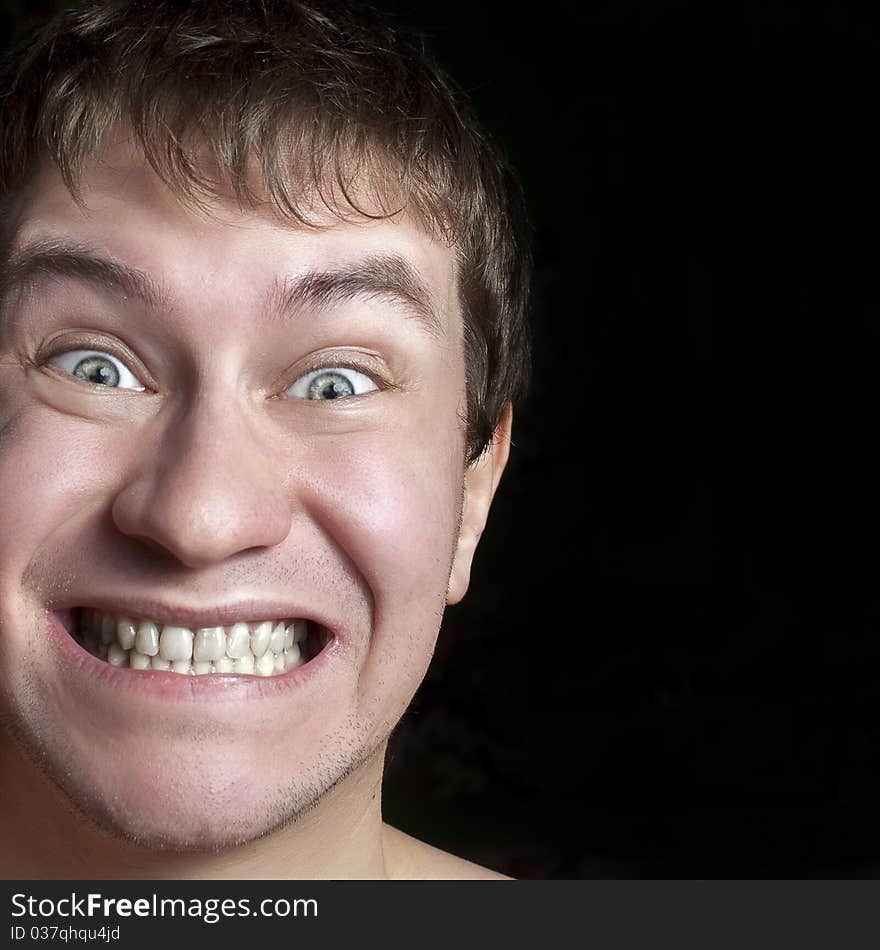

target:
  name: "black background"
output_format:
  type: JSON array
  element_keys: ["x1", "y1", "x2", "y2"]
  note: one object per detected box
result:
[{"x1": 6, "y1": 0, "x2": 880, "y2": 878}]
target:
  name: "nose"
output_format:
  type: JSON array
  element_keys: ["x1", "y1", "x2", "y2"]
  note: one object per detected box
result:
[{"x1": 111, "y1": 395, "x2": 293, "y2": 568}]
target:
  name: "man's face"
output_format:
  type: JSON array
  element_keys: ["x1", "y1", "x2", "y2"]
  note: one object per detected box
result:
[{"x1": 0, "y1": 140, "x2": 476, "y2": 847}]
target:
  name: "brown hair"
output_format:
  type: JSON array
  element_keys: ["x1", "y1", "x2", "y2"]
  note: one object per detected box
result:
[{"x1": 0, "y1": 0, "x2": 530, "y2": 463}]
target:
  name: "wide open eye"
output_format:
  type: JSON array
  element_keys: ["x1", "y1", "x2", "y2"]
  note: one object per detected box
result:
[
  {"x1": 45, "y1": 349, "x2": 146, "y2": 391},
  {"x1": 285, "y1": 367, "x2": 378, "y2": 400}
]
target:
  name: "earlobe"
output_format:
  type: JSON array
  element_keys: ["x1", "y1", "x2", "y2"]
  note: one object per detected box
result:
[{"x1": 446, "y1": 405, "x2": 513, "y2": 605}]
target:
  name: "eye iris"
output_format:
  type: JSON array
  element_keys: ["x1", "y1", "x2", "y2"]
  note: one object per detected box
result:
[
  {"x1": 73, "y1": 355, "x2": 120, "y2": 387},
  {"x1": 307, "y1": 371, "x2": 355, "y2": 400}
]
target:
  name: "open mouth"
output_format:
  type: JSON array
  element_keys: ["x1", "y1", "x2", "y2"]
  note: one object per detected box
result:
[{"x1": 66, "y1": 607, "x2": 329, "y2": 677}]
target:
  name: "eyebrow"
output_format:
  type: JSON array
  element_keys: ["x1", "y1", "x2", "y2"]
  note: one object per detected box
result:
[
  {"x1": 1, "y1": 239, "x2": 444, "y2": 338},
  {"x1": 267, "y1": 253, "x2": 444, "y2": 339},
  {"x1": 0, "y1": 239, "x2": 168, "y2": 310}
]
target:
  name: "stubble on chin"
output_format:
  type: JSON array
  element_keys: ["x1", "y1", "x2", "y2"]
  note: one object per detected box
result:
[{"x1": 0, "y1": 655, "x2": 387, "y2": 854}]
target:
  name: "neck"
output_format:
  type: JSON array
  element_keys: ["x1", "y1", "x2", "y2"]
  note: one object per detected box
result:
[{"x1": 0, "y1": 731, "x2": 389, "y2": 879}]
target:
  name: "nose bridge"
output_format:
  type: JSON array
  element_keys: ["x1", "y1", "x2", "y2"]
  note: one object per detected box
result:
[{"x1": 112, "y1": 388, "x2": 292, "y2": 567}]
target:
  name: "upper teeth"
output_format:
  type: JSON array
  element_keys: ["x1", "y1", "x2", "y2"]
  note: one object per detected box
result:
[{"x1": 79, "y1": 609, "x2": 308, "y2": 676}]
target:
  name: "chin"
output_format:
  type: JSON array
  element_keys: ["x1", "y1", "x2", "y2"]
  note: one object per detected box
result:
[
  {"x1": 83, "y1": 801, "x2": 286, "y2": 852},
  {"x1": 5, "y1": 687, "x2": 381, "y2": 854}
]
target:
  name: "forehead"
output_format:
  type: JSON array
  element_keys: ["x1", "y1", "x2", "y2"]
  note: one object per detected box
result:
[{"x1": 9, "y1": 139, "x2": 460, "y2": 333}]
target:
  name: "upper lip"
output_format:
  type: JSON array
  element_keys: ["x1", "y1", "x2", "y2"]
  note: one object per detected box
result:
[{"x1": 51, "y1": 597, "x2": 331, "y2": 630}]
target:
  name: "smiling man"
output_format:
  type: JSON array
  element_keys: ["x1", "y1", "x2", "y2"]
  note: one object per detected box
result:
[{"x1": 0, "y1": 0, "x2": 529, "y2": 879}]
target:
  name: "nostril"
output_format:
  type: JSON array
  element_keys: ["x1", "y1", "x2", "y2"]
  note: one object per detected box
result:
[
  {"x1": 127, "y1": 534, "x2": 177, "y2": 560},
  {"x1": 117, "y1": 532, "x2": 207, "y2": 571}
]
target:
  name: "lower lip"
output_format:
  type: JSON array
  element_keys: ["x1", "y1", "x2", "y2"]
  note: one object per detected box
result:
[{"x1": 46, "y1": 610, "x2": 340, "y2": 704}]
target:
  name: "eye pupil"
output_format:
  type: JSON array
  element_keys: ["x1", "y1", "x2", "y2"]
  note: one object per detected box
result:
[
  {"x1": 307, "y1": 371, "x2": 355, "y2": 400},
  {"x1": 73, "y1": 355, "x2": 120, "y2": 387}
]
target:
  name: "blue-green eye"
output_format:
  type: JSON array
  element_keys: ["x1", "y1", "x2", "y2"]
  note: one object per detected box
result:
[
  {"x1": 45, "y1": 349, "x2": 145, "y2": 391},
  {"x1": 286, "y1": 367, "x2": 377, "y2": 400}
]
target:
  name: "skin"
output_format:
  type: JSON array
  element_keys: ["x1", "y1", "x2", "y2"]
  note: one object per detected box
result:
[{"x1": 0, "y1": 137, "x2": 511, "y2": 879}]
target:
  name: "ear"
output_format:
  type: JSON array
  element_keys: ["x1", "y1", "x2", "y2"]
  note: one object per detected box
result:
[{"x1": 447, "y1": 404, "x2": 513, "y2": 605}]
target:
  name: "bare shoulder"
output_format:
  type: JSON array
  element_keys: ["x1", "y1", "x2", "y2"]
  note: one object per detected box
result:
[{"x1": 382, "y1": 823, "x2": 512, "y2": 880}]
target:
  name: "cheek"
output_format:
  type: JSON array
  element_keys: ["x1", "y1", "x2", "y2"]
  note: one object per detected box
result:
[
  {"x1": 297, "y1": 424, "x2": 464, "y2": 694},
  {"x1": 0, "y1": 402, "x2": 123, "y2": 683},
  {"x1": 0, "y1": 408, "x2": 95, "y2": 578},
  {"x1": 0, "y1": 393, "x2": 146, "y2": 605},
  {"x1": 304, "y1": 427, "x2": 462, "y2": 598}
]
